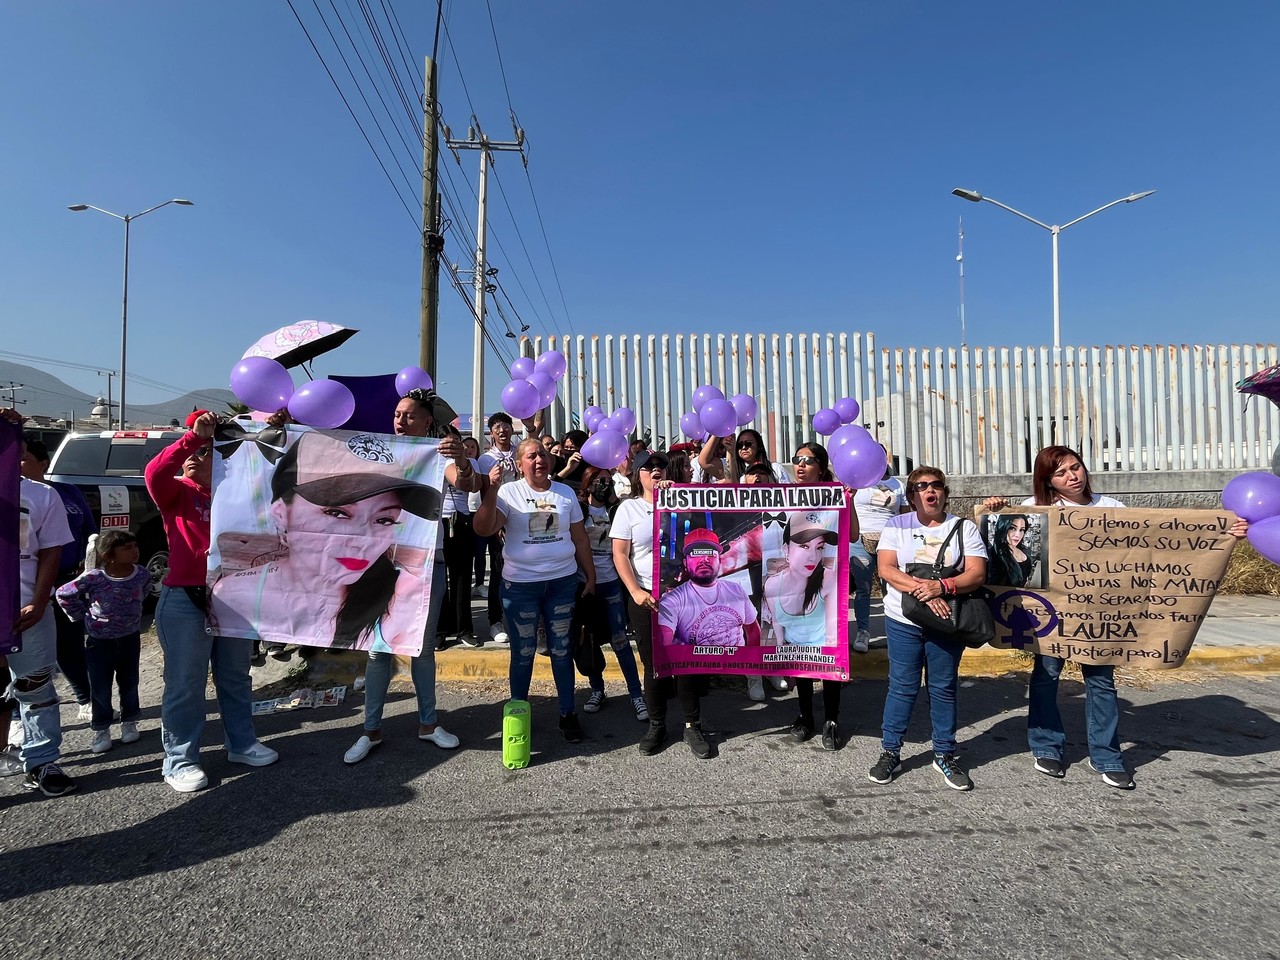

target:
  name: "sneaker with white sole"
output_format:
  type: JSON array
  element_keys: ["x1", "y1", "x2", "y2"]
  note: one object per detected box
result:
[
  {"x1": 853, "y1": 629, "x2": 871, "y2": 653},
  {"x1": 227, "y1": 742, "x2": 279, "y2": 767},
  {"x1": 76, "y1": 703, "x2": 93, "y2": 722},
  {"x1": 489, "y1": 623, "x2": 509, "y2": 644},
  {"x1": 631, "y1": 696, "x2": 649, "y2": 722},
  {"x1": 120, "y1": 721, "x2": 140, "y2": 744},
  {"x1": 746, "y1": 677, "x2": 766, "y2": 702},
  {"x1": 23, "y1": 762, "x2": 77, "y2": 797},
  {"x1": 934, "y1": 752, "x2": 974, "y2": 791},
  {"x1": 344, "y1": 735, "x2": 382, "y2": 765},
  {"x1": 0, "y1": 745, "x2": 23, "y2": 777},
  {"x1": 583, "y1": 690, "x2": 606, "y2": 713},
  {"x1": 91, "y1": 729, "x2": 113, "y2": 754},
  {"x1": 868, "y1": 750, "x2": 902, "y2": 784},
  {"x1": 1034, "y1": 756, "x2": 1065, "y2": 778},
  {"x1": 1087, "y1": 758, "x2": 1135, "y2": 789},
  {"x1": 419, "y1": 725, "x2": 460, "y2": 749},
  {"x1": 164, "y1": 766, "x2": 209, "y2": 793}
]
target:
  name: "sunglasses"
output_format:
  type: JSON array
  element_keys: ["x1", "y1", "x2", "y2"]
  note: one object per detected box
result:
[
  {"x1": 640, "y1": 463, "x2": 666, "y2": 473},
  {"x1": 791, "y1": 455, "x2": 819, "y2": 466},
  {"x1": 737, "y1": 440, "x2": 757, "y2": 449},
  {"x1": 910, "y1": 480, "x2": 945, "y2": 492},
  {"x1": 188, "y1": 447, "x2": 213, "y2": 459}
]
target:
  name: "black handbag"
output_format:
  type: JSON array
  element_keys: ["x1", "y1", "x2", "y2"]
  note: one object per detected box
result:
[{"x1": 900, "y1": 520, "x2": 995, "y2": 648}]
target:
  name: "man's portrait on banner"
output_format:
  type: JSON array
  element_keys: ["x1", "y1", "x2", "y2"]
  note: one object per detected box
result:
[{"x1": 657, "y1": 527, "x2": 760, "y2": 647}]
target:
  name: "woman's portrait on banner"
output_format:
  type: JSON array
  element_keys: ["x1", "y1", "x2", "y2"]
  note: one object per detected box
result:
[{"x1": 981, "y1": 512, "x2": 1046, "y2": 589}]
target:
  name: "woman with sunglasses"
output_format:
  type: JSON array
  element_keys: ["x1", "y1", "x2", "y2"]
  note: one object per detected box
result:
[
  {"x1": 696, "y1": 429, "x2": 787, "y2": 484},
  {"x1": 983, "y1": 445, "x2": 1248, "y2": 789},
  {"x1": 772, "y1": 442, "x2": 851, "y2": 750},
  {"x1": 870, "y1": 467, "x2": 987, "y2": 791},
  {"x1": 612, "y1": 451, "x2": 713, "y2": 758}
]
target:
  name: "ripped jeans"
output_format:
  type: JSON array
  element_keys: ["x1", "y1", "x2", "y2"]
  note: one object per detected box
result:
[
  {"x1": 7, "y1": 606, "x2": 62, "y2": 772},
  {"x1": 501, "y1": 573, "x2": 578, "y2": 715}
]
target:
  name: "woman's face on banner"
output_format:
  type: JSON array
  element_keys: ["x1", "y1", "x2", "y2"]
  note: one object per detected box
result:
[
  {"x1": 1005, "y1": 519, "x2": 1027, "y2": 549},
  {"x1": 786, "y1": 536, "x2": 825, "y2": 576},
  {"x1": 278, "y1": 491, "x2": 403, "y2": 585}
]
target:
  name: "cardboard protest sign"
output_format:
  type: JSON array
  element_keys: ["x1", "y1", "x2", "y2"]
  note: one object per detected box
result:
[
  {"x1": 653, "y1": 483, "x2": 850, "y2": 681},
  {"x1": 208, "y1": 425, "x2": 444, "y2": 656},
  {"x1": 977, "y1": 506, "x2": 1238, "y2": 669}
]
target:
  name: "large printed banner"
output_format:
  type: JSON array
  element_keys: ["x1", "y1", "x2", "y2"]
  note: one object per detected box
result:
[
  {"x1": 977, "y1": 506, "x2": 1239, "y2": 669},
  {"x1": 208, "y1": 425, "x2": 445, "y2": 656},
  {"x1": 653, "y1": 484, "x2": 850, "y2": 681}
]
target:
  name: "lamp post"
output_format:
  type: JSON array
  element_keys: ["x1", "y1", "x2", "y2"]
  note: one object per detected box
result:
[
  {"x1": 68, "y1": 199, "x2": 194, "y2": 428},
  {"x1": 950, "y1": 188, "x2": 1155, "y2": 349}
]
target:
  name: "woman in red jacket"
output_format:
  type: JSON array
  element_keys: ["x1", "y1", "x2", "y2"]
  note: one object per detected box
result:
[{"x1": 145, "y1": 411, "x2": 277, "y2": 793}]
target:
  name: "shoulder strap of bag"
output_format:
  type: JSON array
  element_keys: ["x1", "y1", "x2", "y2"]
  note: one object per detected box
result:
[{"x1": 930, "y1": 519, "x2": 966, "y2": 573}]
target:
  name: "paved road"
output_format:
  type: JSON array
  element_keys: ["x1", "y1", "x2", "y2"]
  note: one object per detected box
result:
[{"x1": 4, "y1": 668, "x2": 1279, "y2": 960}]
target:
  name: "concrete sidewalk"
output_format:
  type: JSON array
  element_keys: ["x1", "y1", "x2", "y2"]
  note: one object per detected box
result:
[{"x1": 419, "y1": 592, "x2": 1280, "y2": 682}]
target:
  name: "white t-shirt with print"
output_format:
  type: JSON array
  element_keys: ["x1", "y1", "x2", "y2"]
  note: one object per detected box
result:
[
  {"x1": 658, "y1": 578, "x2": 758, "y2": 646},
  {"x1": 878, "y1": 512, "x2": 988, "y2": 624},
  {"x1": 494, "y1": 479, "x2": 583, "y2": 582},
  {"x1": 583, "y1": 503, "x2": 619, "y2": 584},
  {"x1": 19, "y1": 478, "x2": 73, "y2": 605},
  {"x1": 853, "y1": 477, "x2": 908, "y2": 535},
  {"x1": 609, "y1": 497, "x2": 656, "y2": 591}
]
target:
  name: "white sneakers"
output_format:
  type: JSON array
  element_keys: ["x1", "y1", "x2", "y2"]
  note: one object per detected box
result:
[
  {"x1": 121, "y1": 721, "x2": 140, "y2": 744},
  {"x1": 747, "y1": 676, "x2": 766, "y2": 702},
  {"x1": 346, "y1": 725, "x2": 460, "y2": 764},
  {"x1": 91, "y1": 729, "x2": 113, "y2": 754},
  {"x1": 165, "y1": 766, "x2": 209, "y2": 793},
  {"x1": 227, "y1": 742, "x2": 280, "y2": 767},
  {"x1": 853, "y1": 629, "x2": 871, "y2": 653},
  {"x1": 418, "y1": 725, "x2": 460, "y2": 749},
  {"x1": 489, "y1": 623, "x2": 509, "y2": 644}
]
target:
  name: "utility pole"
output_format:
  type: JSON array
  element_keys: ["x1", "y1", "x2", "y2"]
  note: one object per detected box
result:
[
  {"x1": 1, "y1": 382, "x2": 26, "y2": 410},
  {"x1": 446, "y1": 117, "x2": 525, "y2": 439},
  {"x1": 418, "y1": 56, "x2": 443, "y2": 377},
  {"x1": 98, "y1": 371, "x2": 115, "y2": 429}
]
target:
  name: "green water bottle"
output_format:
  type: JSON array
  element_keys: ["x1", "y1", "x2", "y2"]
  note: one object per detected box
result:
[{"x1": 502, "y1": 699, "x2": 531, "y2": 769}]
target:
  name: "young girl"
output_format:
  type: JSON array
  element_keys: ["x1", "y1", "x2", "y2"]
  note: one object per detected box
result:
[{"x1": 55, "y1": 530, "x2": 152, "y2": 755}]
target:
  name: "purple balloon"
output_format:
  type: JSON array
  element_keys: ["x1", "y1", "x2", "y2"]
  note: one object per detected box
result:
[
  {"x1": 833, "y1": 440, "x2": 888, "y2": 489},
  {"x1": 395, "y1": 366, "x2": 434, "y2": 396},
  {"x1": 730, "y1": 393, "x2": 757, "y2": 427},
  {"x1": 827, "y1": 423, "x2": 862, "y2": 451},
  {"x1": 510, "y1": 357, "x2": 535, "y2": 380},
  {"x1": 1222, "y1": 471, "x2": 1280, "y2": 522},
  {"x1": 698, "y1": 398, "x2": 737, "y2": 438},
  {"x1": 535, "y1": 350, "x2": 567, "y2": 382},
  {"x1": 527, "y1": 371, "x2": 556, "y2": 409},
  {"x1": 834, "y1": 397, "x2": 860, "y2": 423},
  {"x1": 812, "y1": 408, "x2": 841, "y2": 436},
  {"x1": 692, "y1": 384, "x2": 724, "y2": 412},
  {"x1": 230, "y1": 357, "x2": 294, "y2": 412},
  {"x1": 287, "y1": 379, "x2": 356, "y2": 430},
  {"x1": 582, "y1": 428, "x2": 628, "y2": 469},
  {"x1": 1247, "y1": 515, "x2": 1280, "y2": 564},
  {"x1": 502, "y1": 379, "x2": 540, "y2": 420},
  {"x1": 610, "y1": 407, "x2": 637, "y2": 435},
  {"x1": 680, "y1": 411, "x2": 703, "y2": 439},
  {"x1": 583, "y1": 408, "x2": 605, "y2": 433}
]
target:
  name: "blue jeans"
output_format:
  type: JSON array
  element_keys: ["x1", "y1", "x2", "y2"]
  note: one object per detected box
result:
[
  {"x1": 584, "y1": 579, "x2": 643, "y2": 699},
  {"x1": 156, "y1": 586, "x2": 258, "y2": 777},
  {"x1": 1027, "y1": 654, "x2": 1123, "y2": 772},
  {"x1": 84, "y1": 631, "x2": 142, "y2": 731},
  {"x1": 7, "y1": 607, "x2": 62, "y2": 772},
  {"x1": 502, "y1": 573, "x2": 578, "y2": 715},
  {"x1": 363, "y1": 557, "x2": 445, "y2": 731},
  {"x1": 849, "y1": 542, "x2": 874, "y2": 631},
  {"x1": 880, "y1": 615, "x2": 966, "y2": 755}
]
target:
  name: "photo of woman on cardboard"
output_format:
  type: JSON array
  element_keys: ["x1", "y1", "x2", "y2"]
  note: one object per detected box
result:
[
  {"x1": 984, "y1": 512, "x2": 1044, "y2": 588},
  {"x1": 209, "y1": 430, "x2": 442, "y2": 654}
]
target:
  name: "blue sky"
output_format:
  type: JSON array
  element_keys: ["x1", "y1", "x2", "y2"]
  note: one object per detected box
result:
[{"x1": 2, "y1": 2, "x2": 1277, "y2": 414}]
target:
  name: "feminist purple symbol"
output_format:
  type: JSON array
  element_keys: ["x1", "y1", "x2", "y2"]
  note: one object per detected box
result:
[{"x1": 990, "y1": 590, "x2": 1059, "y2": 649}]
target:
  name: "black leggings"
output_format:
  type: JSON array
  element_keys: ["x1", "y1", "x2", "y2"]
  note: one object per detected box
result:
[
  {"x1": 794, "y1": 678, "x2": 843, "y2": 723},
  {"x1": 626, "y1": 593, "x2": 700, "y2": 725}
]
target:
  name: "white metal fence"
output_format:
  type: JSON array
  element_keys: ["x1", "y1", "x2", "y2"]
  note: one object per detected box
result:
[{"x1": 523, "y1": 334, "x2": 1279, "y2": 475}]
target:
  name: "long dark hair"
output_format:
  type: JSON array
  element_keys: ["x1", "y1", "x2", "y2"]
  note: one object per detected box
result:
[
  {"x1": 989, "y1": 513, "x2": 1031, "y2": 587},
  {"x1": 727, "y1": 429, "x2": 774, "y2": 483},
  {"x1": 1031, "y1": 445, "x2": 1093, "y2": 506},
  {"x1": 782, "y1": 521, "x2": 826, "y2": 614}
]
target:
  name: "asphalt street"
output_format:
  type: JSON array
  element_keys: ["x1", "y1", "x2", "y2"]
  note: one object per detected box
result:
[{"x1": 3, "y1": 662, "x2": 1279, "y2": 960}]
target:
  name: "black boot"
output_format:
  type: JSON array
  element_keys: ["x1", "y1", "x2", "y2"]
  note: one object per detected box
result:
[
  {"x1": 684, "y1": 723, "x2": 715, "y2": 760},
  {"x1": 637, "y1": 720, "x2": 668, "y2": 755}
]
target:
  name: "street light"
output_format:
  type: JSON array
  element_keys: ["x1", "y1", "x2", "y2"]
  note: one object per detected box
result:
[
  {"x1": 68, "y1": 198, "x2": 194, "y2": 428},
  {"x1": 951, "y1": 188, "x2": 1155, "y2": 349}
]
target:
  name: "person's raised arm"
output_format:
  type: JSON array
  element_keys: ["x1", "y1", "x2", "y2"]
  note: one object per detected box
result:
[
  {"x1": 696, "y1": 435, "x2": 726, "y2": 481},
  {"x1": 472, "y1": 463, "x2": 507, "y2": 538},
  {"x1": 440, "y1": 434, "x2": 481, "y2": 493},
  {"x1": 145, "y1": 415, "x2": 215, "y2": 507}
]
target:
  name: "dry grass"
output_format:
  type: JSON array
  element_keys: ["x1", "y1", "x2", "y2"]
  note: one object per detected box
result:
[{"x1": 1220, "y1": 541, "x2": 1280, "y2": 595}]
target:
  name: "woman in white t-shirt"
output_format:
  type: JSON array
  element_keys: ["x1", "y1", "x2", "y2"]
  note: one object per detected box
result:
[
  {"x1": 869, "y1": 467, "x2": 988, "y2": 793},
  {"x1": 983, "y1": 444, "x2": 1248, "y2": 791},
  {"x1": 475, "y1": 439, "x2": 596, "y2": 744},
  {"x1": 570, "y1": 466, "x2": 647, "y2": 720},
  {"x1": 611, "y1": 452, "x2": 713, "y2": 759}
]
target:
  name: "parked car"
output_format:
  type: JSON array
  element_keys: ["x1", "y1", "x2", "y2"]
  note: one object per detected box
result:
[{"x1": 46, "y1": 430, "x2": 185, "y2": 608}]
